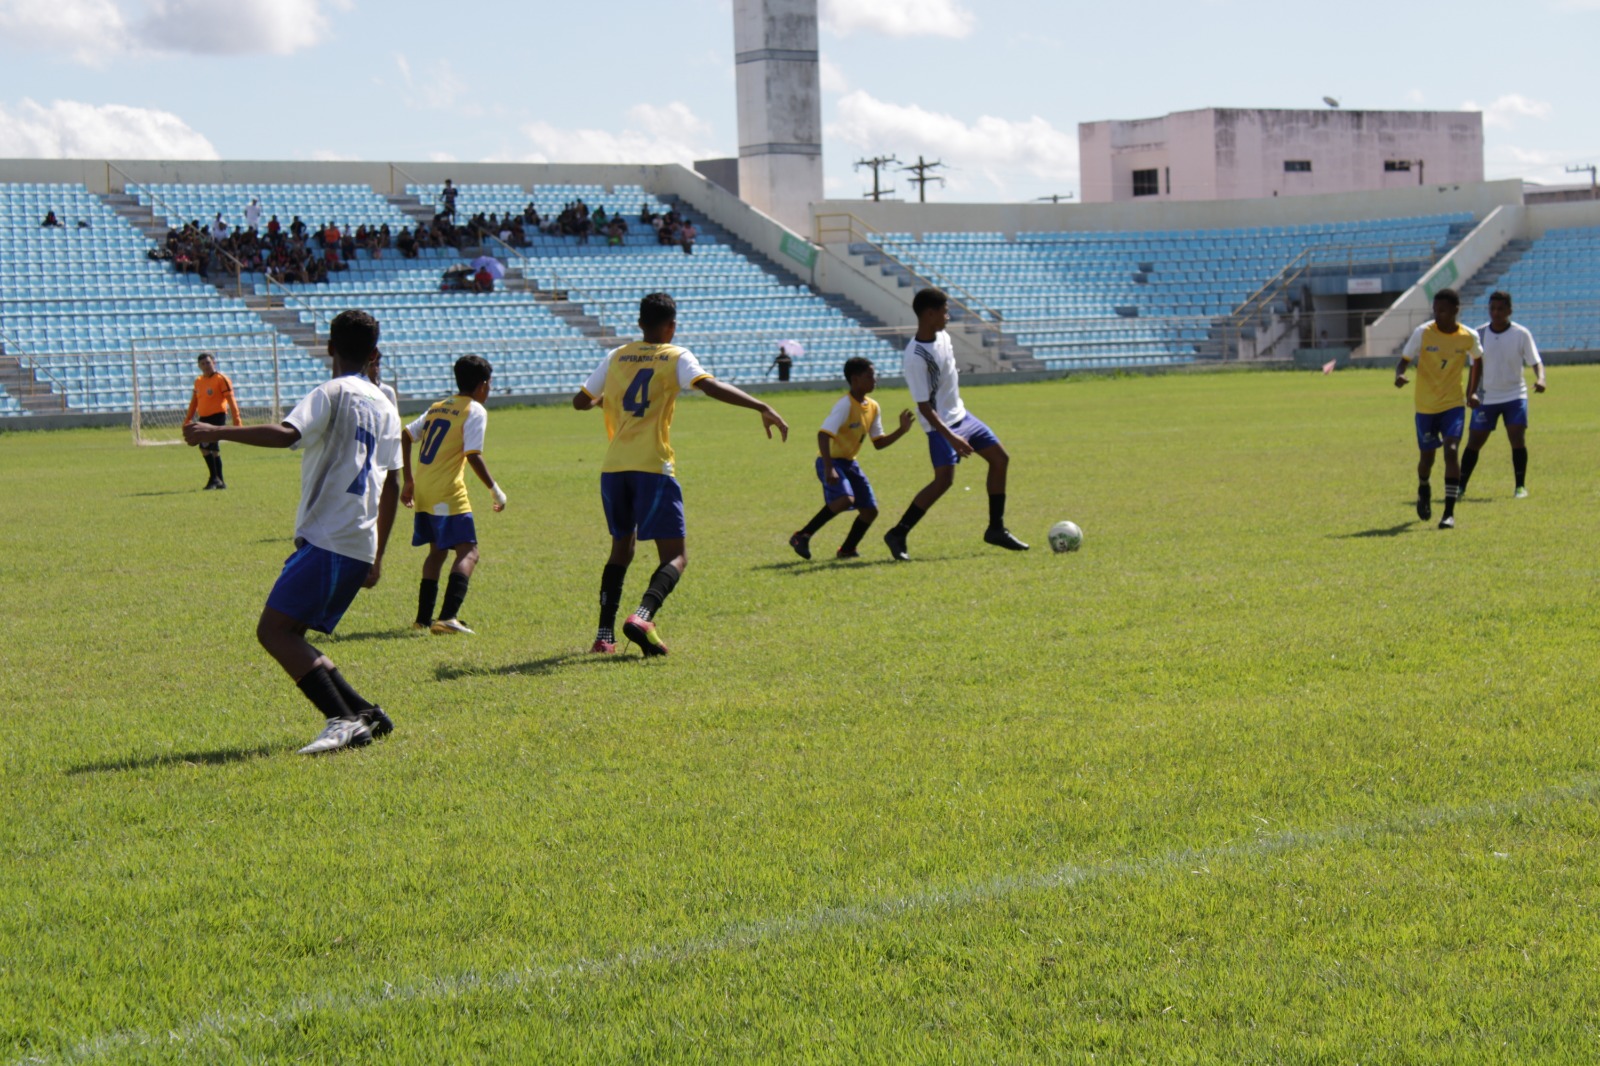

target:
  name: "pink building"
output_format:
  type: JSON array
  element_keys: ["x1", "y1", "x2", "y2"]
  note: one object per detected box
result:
[{"x1": 1079, "y1": 108, "x2": 1484, "y2": 204}]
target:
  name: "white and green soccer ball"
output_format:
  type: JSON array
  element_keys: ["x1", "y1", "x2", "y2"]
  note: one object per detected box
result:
[{"x1": 1048, "y1": 520, "x2": 1083, "y2": 553}]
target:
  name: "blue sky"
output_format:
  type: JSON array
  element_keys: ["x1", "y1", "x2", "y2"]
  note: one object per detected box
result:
[{"x1": 1, "y1": 0, "x2": 1596, "y2": 203}]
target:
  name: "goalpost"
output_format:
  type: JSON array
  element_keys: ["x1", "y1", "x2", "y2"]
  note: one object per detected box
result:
[{"x1": 130, "y1": 333, "x2": 288, "y2": 445}]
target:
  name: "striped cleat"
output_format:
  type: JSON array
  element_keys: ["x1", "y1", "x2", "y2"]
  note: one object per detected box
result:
[{"x1": 621, "y1": 613, "x2": 669, "y2": 657}]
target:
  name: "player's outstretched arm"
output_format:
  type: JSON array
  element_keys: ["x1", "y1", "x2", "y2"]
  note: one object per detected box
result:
[
  {"x1": 872, "y1": 409, "x2": 916, "y2": 450},
  {"x1": 183, "y1": 421, "x2": 301, "y2": 449},
  {"x1": 695, "y1": 379, "x2": 788, "y2": 440},
  {"x1": 918, "y1": 400, "x2": 972, "y2": 457},
  {"x1": 571, "y1": 389, "x2": 599, "y2": 411},
  {"x1": 467, "y1": 454, "x2": 506, "y2": 511}
]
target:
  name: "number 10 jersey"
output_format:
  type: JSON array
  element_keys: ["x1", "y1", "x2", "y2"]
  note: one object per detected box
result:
[{"x1": 582, "y1": 342, "x2": 712, "y2": 475}]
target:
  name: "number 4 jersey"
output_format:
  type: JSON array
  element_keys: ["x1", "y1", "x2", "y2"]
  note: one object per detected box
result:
[
  {"x1": 582, "y1": 342, "x2": 712, "y2": 475},
  {"x1": 283, "y1": 373, "x2": 403, "y2": 563},
  {"x1": 406, "y1": 395, "x2": 488, "y2": 516}
]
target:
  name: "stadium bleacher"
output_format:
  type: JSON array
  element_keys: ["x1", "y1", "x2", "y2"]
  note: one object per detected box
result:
[
  {"x1": 0, "y1": 182, "x2": 308, "y2": 415},
  {"x1": 862, "y1": 214, "x2": 1473, "y2": 368},
  {"x1": 1464, "y1": 225, "x2": 1600, "y2": 351}
]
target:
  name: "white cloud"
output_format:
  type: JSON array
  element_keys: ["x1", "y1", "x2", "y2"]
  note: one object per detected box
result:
[
  {"x1": 819, "y1": 55, "x2": 849, "y2": 94},
  {"x1": 1461, "y1": 94, "x2": 1553, "y2": 129},
  {"x1": 394, "y1": 53, "x2": 475, "y2": 114},
  {"x1": 1484, "y1": 143, "x2": 1598, "y2": 186},
  {"x1": 827, "y1": 90, "x2": 1076, "y2": 199},
  {"x1": 1406, "y1": 88, "x2": 1426, "y2": 105},
  {"x1": 820, "y1": 0, "x2": 974, "y2": 38},
  {"x1": 0, "y1": 98, "x2": 218, "y2": 158},
  {"x1": 0, "y1": 0, "x2": 346, "y2": 61},
  {"x1": 507, "y1": 101, "x2": 718, "y2": 165}
]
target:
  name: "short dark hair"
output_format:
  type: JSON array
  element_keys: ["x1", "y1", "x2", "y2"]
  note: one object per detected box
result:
[
  {"x1": 454, "y1": 354, "x2": 492, "y2": 394},
  {"x1": 639, "y1": 292, "x2": 677, "y2": 329},
  {"x1": 329, "y1": 309, "x2": 380, "y2": 368},
  {"x1": 1432, "y1": 288, "x2": 1461, "y2": 308},
  {"x1": 843, "y1": 357, "x2": 875, "y2": 381},
  {"x1": 912, "y1": 288, "x2": 948, "y2": 315},
  {"x1": 196, "y1": 351, "x2": 214, "y2": 365},
  {"x1": 1488, "y1": 290, "x2": 1513, "y2": 309}
]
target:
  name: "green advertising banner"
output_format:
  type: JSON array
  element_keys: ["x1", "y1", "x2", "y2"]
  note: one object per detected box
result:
[
  {"x1": 780, "y1": 232, "x2": 818, "y2": 270},
  {"x1": 1424, "y1": 258, "x2": 1459, "y2": 299}
]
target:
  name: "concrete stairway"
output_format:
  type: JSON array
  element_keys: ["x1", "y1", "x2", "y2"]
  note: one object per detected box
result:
[
  {"x1": 1459, "y1": 238, "x2": 1534, "y2": 305},
  {"x1": 0, "y1": 349, "x2": 68, "y2": 414}
]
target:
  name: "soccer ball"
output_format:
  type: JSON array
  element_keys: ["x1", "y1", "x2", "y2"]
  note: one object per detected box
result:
[{"x1": 1048, "y1": 520, "x2": 1083, "y2": 553}]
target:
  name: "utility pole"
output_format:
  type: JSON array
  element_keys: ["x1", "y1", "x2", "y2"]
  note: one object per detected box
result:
[
  {"x1": 900, "y1": 155, "x2": 946, "y2": 203},
  {"x1": 1034, "y1": 193, "x2": 1076, "y2": 204},
  {"x1": 854, "y1": 155, "x2": 899, "y2": 202},
  {"x1": 1566, "y1": 164, "x2": 1598, "y2": 199}
]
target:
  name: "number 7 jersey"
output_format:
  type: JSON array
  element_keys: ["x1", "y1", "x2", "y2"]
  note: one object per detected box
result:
[{"x1": 582, "y1": 342, "x2": 712, "y2": 475}]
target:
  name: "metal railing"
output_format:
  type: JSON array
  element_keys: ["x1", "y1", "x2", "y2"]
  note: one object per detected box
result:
[{"x1": 814, "y1": 212, "x2": 1007, "y2": 326}]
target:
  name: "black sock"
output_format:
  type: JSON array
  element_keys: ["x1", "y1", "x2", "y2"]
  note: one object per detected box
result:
[
  {"x1": 213, "y1": 455, "x2": 224, "y2": 482},
  {"x1": 1418, "y1": 480, "x2": 1431, "y2": 500},
  {"x1": 893, "y1": 502, "x2": 927, "y2": 534},
  {"x1": 440, "y1": 572, "x2": 470, "y2": 620},
  {"x1": 1444, "y1": 478, "x2": 1459, "y2": 517},
  {"x1": 327, "y1": 667, "x2": 374, "y2": 713},
  {"x1": 988, "y1": 493, "x2": 1006, "y2": 529},
  {"x1": 1459, "y1": 448, "x2": 1480, "y2": 493},
  {"x1": 799, "y1": 506, "x2": 836, "y2": 537},
  {"x1": 1512, "y1": 447, "x2": 1528, "y2": 488},
  {"x1": 598, "y1": 562, "x2": 628, "y2": 638},
  {"x1": 203, "y1": 452, "x2": 218, "y2": 480},
  {"x1": 416, "y1": 578, "x2": 438, "y2": 626},
  {"x1": 840, "y1": 516, "x2": 872, "y2": 552},
  {"x1": 636, "y1": 562, "x2": 681, "y2": 620},
  {"x1": 296, "y1": 664, "x2": 354, "y2": 720}
]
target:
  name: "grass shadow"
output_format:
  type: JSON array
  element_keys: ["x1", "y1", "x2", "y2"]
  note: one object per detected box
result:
[
  {"x1": 66, "y1": 744, "x2": 276, "y2": 776},
  {"x1": 435, "y1": 652, "x2": 638, "y2": 681},
  {"x1": 1332, "y1": 522, "x2": 1417, "y2": 540},
  {"x1": 750, "y1": 555, "x2": 953, "y2": 574},
  {"x1": 333, "y1": 628, "x2": 423, "y2": 643},
  {"x1": 126, "y1": 489, "x2": 200, "y2": 498}
]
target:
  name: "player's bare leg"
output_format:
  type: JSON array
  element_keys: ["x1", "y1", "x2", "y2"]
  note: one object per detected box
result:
[
  {"x1": 1416, "y1": 448, "x2": 1436, "y2": 521},
  {"x1": 977, "y1": 443, "x2": 1027, "y2": 550}
]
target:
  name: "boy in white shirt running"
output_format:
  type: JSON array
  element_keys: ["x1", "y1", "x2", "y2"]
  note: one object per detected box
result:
[
  {"x1": 184, "y1": 310, "x2": 403, "y2": 755},
  {"x1": 883, "y1": 287, "x2": 1028, "y2": 561},
  {"x1": 1461, "y1": 291, "x2": 1546, "y2": 499}
]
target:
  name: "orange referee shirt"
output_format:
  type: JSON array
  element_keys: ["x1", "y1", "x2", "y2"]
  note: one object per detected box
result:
[{"x1": 186, "y1": 372, "x2": 241, "y2": 423}]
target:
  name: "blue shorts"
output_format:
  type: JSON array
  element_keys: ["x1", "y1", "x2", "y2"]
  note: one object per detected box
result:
[
  {"x1": 927, "y1": 414, "x2": 1001, "y2": 469},
  {"x1": 1414, "y1": 408, "x2": 1466, "y2": 451},
  {"x1": 412, "y1": 512, "x2": 478, "y2": 550},
  {"x1": 1470, "y1": 399, "x2": 1529, "y2": 432},
  {"x1": 601, "y1": 471, "x2": 686, "y2": 541},
  {"x1": 816, "y1": 457, "x2": 877, "y2": 511},
  {"x1": 265, "y1": 540, "x2": 370, "y2": 635}
]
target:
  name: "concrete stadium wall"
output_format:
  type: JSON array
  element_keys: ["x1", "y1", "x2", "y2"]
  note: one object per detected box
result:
[
  {"x1": 812, "y1": 180, "x2": 1523, "y2": 239},
  {"x1": 1526, "y1": 198, "x2": 1600, "y2": 236}
]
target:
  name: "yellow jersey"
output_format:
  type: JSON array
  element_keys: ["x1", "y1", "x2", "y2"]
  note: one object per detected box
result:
[
  {"x1": 405, "y1": 395, "x2": 487, "y2": 515},
  {"x1": 1402, "y1": 321, "x2": 1481, "y2": 414},
  {"x1": 581, "y1": 342, "x2": 712, "y2": 475},
  {"x1": 820, "y1": 394, "x2": 885, "y2": 460}
]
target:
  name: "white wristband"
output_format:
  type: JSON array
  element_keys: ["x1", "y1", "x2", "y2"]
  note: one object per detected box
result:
[{"x1": 492, "y1": 485, "x2": 507, "y2": 507}]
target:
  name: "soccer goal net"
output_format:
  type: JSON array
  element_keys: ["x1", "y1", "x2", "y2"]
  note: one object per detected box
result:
[{"x1": 130, "y1": 333, "x2": 295, "y2": 445}]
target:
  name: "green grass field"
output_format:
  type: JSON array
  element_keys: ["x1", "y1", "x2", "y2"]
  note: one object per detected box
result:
[{"x1": 4, "y1": 367, "x2": 1600, "y2": 1063}]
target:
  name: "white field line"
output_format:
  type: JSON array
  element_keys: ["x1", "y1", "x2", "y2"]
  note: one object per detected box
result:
[{"x1": 14, "y1": 775, "x2": 1598, "y2": 1065}]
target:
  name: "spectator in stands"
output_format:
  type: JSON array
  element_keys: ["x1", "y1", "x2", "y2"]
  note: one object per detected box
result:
[
  {"x1": 639, "y1": 201, "x2": 655, "y2": 226},
  {"x1": 40, "y1": 210, "x2": 64, "y2": 228},
  {"x1": 680, "y1": 219, "x2": 698, "y2": 255},
  {"x1": 324, "y1": 242, "x2": 347, "y2": 272},
  {"x1": 290, "y1": 216, "x2": 306, "y2": 239},
  {"x1": 594, "y1": 205, "x2": 609, "y2": 227},
  {"x1": 267, "y1": 214, "x2": 282, "y2": 238},
  {"x1": 474, "y1": 264, "x2": 495, "y2": 293},
  {"x1": 523, "y1": 202, "x2": 540, "y2": 225},
  {"x1": 77, "y1": 218, "x2": 92, "y2": 230},
  {"x1": 397, "y1": 226, "x2": 418, "y2": 258},
  {"x1": 341, "y1": 227, "x2": 357, "y2": 262},
  {"x1": 211, "y1": 213, "x2": 229, "y2": 243},
  {"x1": 441, "y1": 179, "x2": 459, "y2": 220},
  {"x1": 605, "y1": 215, "x2": 627, "y2": 246},
  {"x1": 322, "y1": 221, "x2": 341, "y2": 249},
  {"x1": 245, "y1": 198, "x2": 262, "y2": 230}
]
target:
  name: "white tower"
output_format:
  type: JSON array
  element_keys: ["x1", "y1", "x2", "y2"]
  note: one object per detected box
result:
[{"x1": 733, "y1": 0, "x2": 823, "y2": 234}]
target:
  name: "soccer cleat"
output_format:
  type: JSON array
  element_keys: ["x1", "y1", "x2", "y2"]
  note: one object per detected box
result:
[
  {"x1": 214, "y1": 480, "x2": 226, "y2": 490},
  {"x1": 1514, "y1": 486, "x2": 1529, "y2": 499},
  {"x1": 430, "y1": 618, "x2": 474, "y2": 635},
  {"x1": 297, "y1": 716, "x2": 372, "y2": 755},
  {"x1": 983, "y1": 526, "x2": 1030, "y2": 551},
  {"x1": 1438, "y1": 515, "x2": 1455, "y2": 530},
  {"x1": 362, "y1": 706, "x2": 394, "y2": 739},
  {"x1": 836, "y1": 547, "x2": 860, "y2": 559},
  {"x1": 1416, "y1": 485, "x2": 1432, "y2": 521},
  {"x1": 412, "y1": 621, "x2": 431, "y2": 632},
  {"x1": 203, "y1": 479, "x2": 218, "y2": 490},
  {"x1": 883, "y1": 527, "x2": 910, "y2": 562},
  {"x1": 622, "y1": 613, "x2": 669, "y2": 657},
  {"x1": 590, "y1": 638, "x2": 617, "y2": 654},
  {"x1": 788, "y1": 531, "x2": 812, "y2": 560}
]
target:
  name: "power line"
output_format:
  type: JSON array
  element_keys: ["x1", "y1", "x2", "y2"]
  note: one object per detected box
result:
[
  {"x1": 853, "y1": 155, "x2": 899, "y2": 202},
  {"x1": 900, "y1": 156, "x2": 946, "y2": 204}
]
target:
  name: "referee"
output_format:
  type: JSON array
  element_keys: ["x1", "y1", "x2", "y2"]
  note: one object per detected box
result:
[{"x1": 184, "y1": 352, "x2": 242, "y2": 489}]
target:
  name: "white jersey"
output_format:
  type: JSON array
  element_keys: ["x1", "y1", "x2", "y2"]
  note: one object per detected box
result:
[
  {"x1": 1476, "y1": 322, "x2": 1542, "y2": 405},
  {"x1": 902, "y1": 331, "x2": 966, "y2": 432},
  {"x1": 283, "y1": 373, "x2": 403, "y2": 563},
  {"x1": 378, "y1": 382, "x2": 399, "y2": 413}
]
